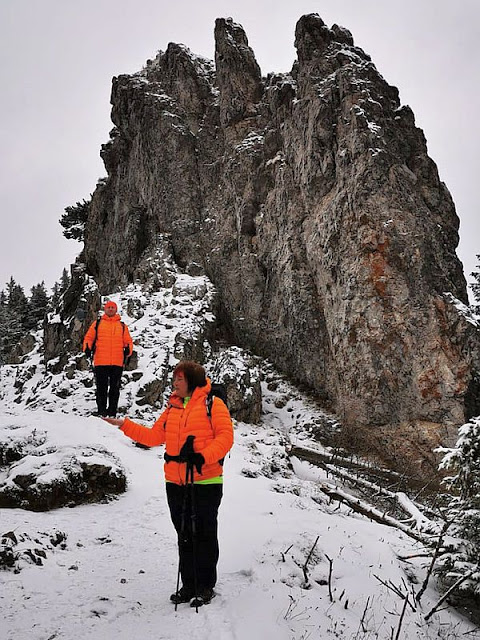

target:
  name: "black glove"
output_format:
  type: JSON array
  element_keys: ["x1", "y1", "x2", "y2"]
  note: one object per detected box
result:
[
  {"x1": 179, "y1": 436, "x2": 205, "y2": 475},
  {"x1": 123, "y1": 347, "x2": 131, "y2": 364},
  {"x1": 85, "y1": 346, "x2": 92, "y2": 359}
]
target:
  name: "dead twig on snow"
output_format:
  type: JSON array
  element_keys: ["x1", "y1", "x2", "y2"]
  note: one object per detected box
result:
[
  {"x1": 373, "y1": 575, "x2": 416, "y2": 612},
  {"x1": 281, "y1": 544, "x2": 293, "y2": 562},
  {"x1": 325, "y1": 553, "x2": 334, "y2": 602},
  {"x1": 302, "y1": 535, "x2": 320, "y2": 585},
  {"x1": 394, "y1": 594, "x2": 409, "y2": 640},
  {"x1": 360, "y1": 596, "x2": 371, "y2": 632}
]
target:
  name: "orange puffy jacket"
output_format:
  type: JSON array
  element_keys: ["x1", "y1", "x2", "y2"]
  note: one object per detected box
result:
[
  {"x1": 121, "y1": 379, "x2": 234, "y2": 484},
  {"x1": 83, "y1": 315, "x2": 133, "y2": 367}
]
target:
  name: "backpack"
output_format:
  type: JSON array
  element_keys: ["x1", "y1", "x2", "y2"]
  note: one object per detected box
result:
[
  {"x1": 206, "y1": 382, "x2": 229, "y2": 466},
  {"x1": 206, "y1": 382, "x2": 228, "y2": 417},
  {"x1": 91, "y1": 317, "x2": 125, "y2": 354}
]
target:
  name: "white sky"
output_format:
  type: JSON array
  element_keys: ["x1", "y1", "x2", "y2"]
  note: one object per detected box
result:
[{"x1": 1, "y1": 0, "x2": 479, "y2": 298}]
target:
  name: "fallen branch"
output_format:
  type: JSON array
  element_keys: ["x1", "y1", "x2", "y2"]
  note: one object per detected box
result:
[
  {"x1": 323, "y1": 464, "x2": 436, "y2": 531},
  {"x1": 290, "y1": 445, "x2": 402, "y2": 483},
  {"x1": 317, "y1": 483, "x2": 434, "y2": 546},
  {"x1": 290, "y1": 448, "x2": 440, "y2": 540},
  {"x1": 397, "y1": 553, "x2": 432, "y2": 560}
]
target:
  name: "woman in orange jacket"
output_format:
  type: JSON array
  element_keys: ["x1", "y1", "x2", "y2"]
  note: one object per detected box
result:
[
  {"x1": 104, "y1": 360, "x2": 234, "y2": 607},
  {"x1": 83, "y1": 300, "x2": 133, "y2": 417}
]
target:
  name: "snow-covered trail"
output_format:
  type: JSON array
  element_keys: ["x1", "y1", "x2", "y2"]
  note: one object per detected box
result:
[{"x1": 2, "y1": 410, "x2": 478, "y2": 640}]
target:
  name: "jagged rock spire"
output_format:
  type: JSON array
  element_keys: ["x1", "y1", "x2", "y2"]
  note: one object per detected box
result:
[
  {"x1": 73, "y1": 15, "x2": 480, "y2": 473},
  {"x1": 294, "y1": 13, "x2": 354, "y2": 61},
  {"x1": 214, "y1": 17, "x2": 263, "y2": 127}
]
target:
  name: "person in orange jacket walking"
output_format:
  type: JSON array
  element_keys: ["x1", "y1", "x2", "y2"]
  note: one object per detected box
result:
[
  {"x1": 104, "y1": 360, "x2": 234, "y2": 608},
  {"x1": 83, "y1": 300, "x2": 133, "y2": 417}
]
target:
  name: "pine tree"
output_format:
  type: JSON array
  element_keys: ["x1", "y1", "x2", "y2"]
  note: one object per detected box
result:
[
  {"x1": 59, "y1": 198, "x2": 90, "y2": 241},
  {"x1": 438, "y1": 418, "x2": 480, "y2": 595},
  {"x1": 0, "y1": 278, "x2": 51, "y2": 361},
  {"x1": 50, "y1": 281, "x2": 62, "y2": 310},
  {"x1": 60, "y1": 268, "x2": 70, "y2": 293},
  {"x1": 49, "y1": 269, "x2": 71, "y2": 311},
  {"x1": 26, "y1": 281, "x2": 50, "y2": 330},
  {"x1": 0, "y1": 292, "x2": 7, "y2": 363},
  {"x1": 0, "y1": 278, "x2": 26, "y2": 362},
  {"x1": 6, "y1": 277, "x2": 28, "y2": 328}
]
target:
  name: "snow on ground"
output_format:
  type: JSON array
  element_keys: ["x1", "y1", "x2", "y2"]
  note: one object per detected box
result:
[
  {"x1": 1, "y1": 404, "x2": 478, "y2": 640},
  {"x1": 0, "y1": 268, "x2": 216, "y2": 422},
  {"x1": 0, "y1": 262, "x2": 478, "y2": 638}
]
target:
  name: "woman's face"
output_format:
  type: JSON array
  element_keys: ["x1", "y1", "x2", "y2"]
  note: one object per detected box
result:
[{"x1": 173, "y1": 372, "x2": 189, "y2": 399}]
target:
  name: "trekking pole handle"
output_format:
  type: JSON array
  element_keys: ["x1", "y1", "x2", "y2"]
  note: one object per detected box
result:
[{"x1": 184, "y1": 434, "x2": 195, "y2": 448}]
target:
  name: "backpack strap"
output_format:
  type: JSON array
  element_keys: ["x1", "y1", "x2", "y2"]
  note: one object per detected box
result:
[
  {"x1": 206, "y1": 391, "x2": 214, "y2": 418},
  {"x1": 91, "y1": 317, "x2": 102, "y2": 354}
]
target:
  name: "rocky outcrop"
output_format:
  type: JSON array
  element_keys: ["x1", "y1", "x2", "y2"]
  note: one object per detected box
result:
[
  {"x1": 81, "y1": 15, "x2": 480, "y2": 468},
  {"x1": 0, "y1": 421, "x2": 126, "y2": 511},
  {"x1": 208, "y1": 346, "x2": 262, "y2": 423},
  {"x1": 7, "y1": 333, "x2": 36, "y2": 365},
  {"x1": 16, "y1": 232, "x2": 262, "y2": 422},
  {"x1": 44, "y1": 262, "x2": 101, "y2": 373},
  {"x1": 0, "y1": 530, "x2": 67, "y2": 571}
]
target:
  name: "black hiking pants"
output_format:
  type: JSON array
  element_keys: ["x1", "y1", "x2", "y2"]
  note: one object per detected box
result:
[
  {"x1": 93, "y1": 365, "x2": 123, "y2": 416},
  {"x1": 166, "y1": 482, "x2": 223, "y2": 593}
]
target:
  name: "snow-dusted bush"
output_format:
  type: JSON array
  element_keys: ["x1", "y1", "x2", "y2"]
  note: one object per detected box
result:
[{"x1": 437, "y1": 417, "x2": 480, "y2": 595}]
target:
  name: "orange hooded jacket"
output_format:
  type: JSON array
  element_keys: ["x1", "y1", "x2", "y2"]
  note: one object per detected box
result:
[
  {"x1": 83, "y1": 314, "x2": 133, "y2": 367},
  {"x1": 120, "y1": 379, "x2": 234, "y2": 484}
]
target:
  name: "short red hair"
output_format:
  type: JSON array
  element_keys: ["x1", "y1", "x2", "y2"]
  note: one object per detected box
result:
[{"x1": 173, "y1": 361, "x2": 207, "y2": 392}]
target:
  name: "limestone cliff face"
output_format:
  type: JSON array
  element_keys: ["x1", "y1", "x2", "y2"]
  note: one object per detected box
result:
[{"x1": 83, "y1": 14, "x2": 480, "y2": 465}]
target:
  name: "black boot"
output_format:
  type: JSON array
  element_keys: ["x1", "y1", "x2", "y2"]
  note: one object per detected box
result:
[
  {"x1": 170, "y1": 586, "x2": 193, "y2": 604},
  {"x1": 189, "y1": 588, "x2": 215, "y2": 607}
]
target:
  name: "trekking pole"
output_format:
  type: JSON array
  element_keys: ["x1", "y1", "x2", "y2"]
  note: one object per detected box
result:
[
  {"x1": 171, "y1": 435, "x2": 200, "y2": 612},
  {"x1": 174, "y1": 467, "x2": 191, "y2": 613},
  {"x1": 188, "y1": 460, "x2": 200, "y2": 613}
]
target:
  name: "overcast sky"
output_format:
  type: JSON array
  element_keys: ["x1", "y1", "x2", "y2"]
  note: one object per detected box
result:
[{"x1": 1, "y1": 0, "x2": 478, "y2": 300}]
